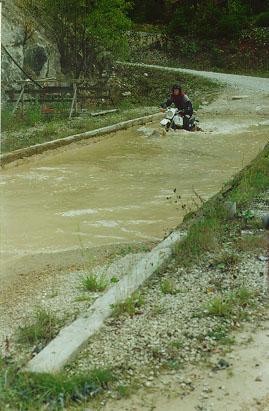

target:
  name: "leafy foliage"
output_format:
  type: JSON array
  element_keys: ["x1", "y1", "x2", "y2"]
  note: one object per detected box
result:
[
  {"x1": 130, "y1": 0, "x2": 269, "y2": 40},
  {"x1": 255, "y1": 11, "x2": 269, "y2": 27},
  {"x1": 18, "y1": 0, "x2": 132, "y2": 76},
  {"x1": 87, "y1": 0, "x2": 132, "y2": 57},
  {"x1": 82, "y1": 273, "x2": 108, "y2": 292}
]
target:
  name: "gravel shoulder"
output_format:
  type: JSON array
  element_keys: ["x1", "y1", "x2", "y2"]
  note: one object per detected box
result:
[{"x1": 102, "y1": 317, "x2": 269, "y2": 411}]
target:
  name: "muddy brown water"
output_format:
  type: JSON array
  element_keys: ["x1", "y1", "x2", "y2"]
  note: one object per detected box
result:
[{"x1": 1, "y1": 117, "x2": 268, "y2": 284}]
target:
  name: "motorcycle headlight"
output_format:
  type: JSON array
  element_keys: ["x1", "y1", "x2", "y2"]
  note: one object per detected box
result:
[{"x1": 166, "y1": 110, "x2": 174, "y2": 119}]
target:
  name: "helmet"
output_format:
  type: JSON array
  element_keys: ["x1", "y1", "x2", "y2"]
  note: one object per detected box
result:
[{"x1": 172, "y1": 84, "x2": 182, "y2": 92}]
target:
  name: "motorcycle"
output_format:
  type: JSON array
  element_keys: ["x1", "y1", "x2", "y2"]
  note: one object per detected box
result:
[{"x1": 160, "y1": 108, "x2": 199, "y2": 132}]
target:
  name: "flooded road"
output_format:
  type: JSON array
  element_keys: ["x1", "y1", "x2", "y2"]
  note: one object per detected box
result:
[
  {"x1": 1, "y1": 69, "x2": 269, "y2": 286},
  {"x1": 1, "y1": 117, "x2": 268, "y2": 280}
]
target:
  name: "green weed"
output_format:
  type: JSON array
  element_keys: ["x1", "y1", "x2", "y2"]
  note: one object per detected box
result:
[
  {"x1": 111, "y1": 292, "x2": 144, "y2": 317},
  {"x1": 110, "y1": 276, "x2": 119, "y2": 284},
  {"x1": 173, "y1": 216, "x2": 222, "y2": 266},
  {"x1": 230, "y1": 287, "x2": 257, "y2": 308},
  {"x1": 162, "y1": 359, "x2": 183, "y2": 370},
  {"x1": 82, "y1": 274, "x2": 108, "y2": 292},
  {"x1": 160, "y1": 278, "x2": 178, "y2": 295},
  {"x1": 205, "y1": 287, "x2": 258, "y2": 319},
  {"x1": 207, "y1": 325, "x2": 234, "y2": 345},
  {"x1": 205, "y1": 296, "x2": 234, "y2": 318},
  {"x1": 16, "y1": 307, "x2": 63, "y2": 346},
  {"x1": 0, "y1": 358, "x2": 114, "y2": 410},
  {"x1": 229, "y1": 164, "x2": 269, "y2": 207},
  {"x1": 74, "y1": 294, "x2": 93, "y2": 303},
  {"x1": 116, "y1": 384, "x2": 130, "y2": 398},
  {"x1": 211, "y1": 252, "x2": 240, "y2": 270},
  {"x1": 169, "y1": 339, "x2": 184, "y2": 349}
]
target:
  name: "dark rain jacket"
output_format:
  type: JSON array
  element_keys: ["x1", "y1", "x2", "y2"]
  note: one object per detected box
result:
[{"x1": 161, "y1": 93, "x2": 193, "y2": 117}]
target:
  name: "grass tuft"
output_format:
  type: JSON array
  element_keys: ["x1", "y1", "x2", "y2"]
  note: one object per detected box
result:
[
  {"x1": 173, "y1": 215, "x2": 223, "y2": 266},
  {"x1": 230, "y1": 287, "x2": 257, "y2": 308},
  {"x1": 0, "y1": 358, "x2": 114, "y2": 410},
  {"x1": 205, "y1": 287, "x2": 258, "y2": 319},
  {"x1": 16, "y1": 307, "x2": 63, "y2": 346},
  {"x1": 160, "y1": 278, "x2": 178, "y2": 295},
  {"x1": 116, "y1": 384, "x2": 131, "y2": 398},
  {"x1": 205, "y1": 296, "x2": 233, "y2": 318},
  {"x1": 235, "y1": 234, "x2": 267, "y2": 252},
  {"x1": 211, "y1": 252, "x2": 240, "y2": 270},
  {"x1": 82, "y1": 274, "x2": 108, "y2": 292},
  {"x1": 111, "y1": 292, "x2": 144, "y2": 317}
]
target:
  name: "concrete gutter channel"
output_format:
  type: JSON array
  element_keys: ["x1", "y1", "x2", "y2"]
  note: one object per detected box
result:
[
  {"x1": 25, "y1": 231, "x2": 183, "y2": 374},
  {"x1": 0, "y1": 112, "x2": 162, "y2": 166}
]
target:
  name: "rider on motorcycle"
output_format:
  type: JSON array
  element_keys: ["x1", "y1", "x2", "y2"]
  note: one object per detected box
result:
[{"x1": 160, "y1": 84, "x2": 194, "y2": 131}]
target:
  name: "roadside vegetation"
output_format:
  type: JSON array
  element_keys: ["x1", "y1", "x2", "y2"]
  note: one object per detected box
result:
[
  {"x1": 204, "y1": 287, "x2": 258, "y2": 319},
  {"x1": 82, "y1": 274, "x2": 108, "y2": 292},
  {"x1": 111, "y1": 292, "x2": 145, "y2": 318},
  {"x1": 173, "y1": 141, "x2": 269, "y2": 266},
  {"x1": 15, "y1": 307, "x2": 63, "y2": 348},
  {"x1": 128, "y1": 28, "x2": 269, "y2": 77},
  {"x1": 128, "y1": 1, "x2": 269, "y2": 76},
  {"x1": 0, "y1": 359, "x2": 115, "y2": 410}
]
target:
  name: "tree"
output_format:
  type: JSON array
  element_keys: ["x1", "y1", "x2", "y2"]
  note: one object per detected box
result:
[
  {"x1": 87, "y1": 0, "x2": 132, "y2": 58},
  {"x1": 18, "y1": 0, "x2": 132, "y2": 77}
]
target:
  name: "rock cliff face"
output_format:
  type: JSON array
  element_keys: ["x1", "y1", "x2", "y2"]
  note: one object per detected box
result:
[{"x1": 1, "y1": 0, "x2": 62, "y2": 94}]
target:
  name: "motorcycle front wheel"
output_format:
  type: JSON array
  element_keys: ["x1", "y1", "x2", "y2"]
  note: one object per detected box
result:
[{"x1": 165, "y1": 122, "x2": 171, "y2": 132}]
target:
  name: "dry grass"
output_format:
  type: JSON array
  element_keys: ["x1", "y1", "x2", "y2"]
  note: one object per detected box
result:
[{"x1": 235, "y1": 234, "x2": 267, "y2": 252}]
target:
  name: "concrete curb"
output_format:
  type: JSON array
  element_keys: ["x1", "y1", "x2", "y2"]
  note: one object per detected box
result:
[
  {"x1": 1, "y1": 112, "x2": 162, "y2": 166},
  {"x1": 25, "y1": 230, "x2": 183, "y2": 374}
]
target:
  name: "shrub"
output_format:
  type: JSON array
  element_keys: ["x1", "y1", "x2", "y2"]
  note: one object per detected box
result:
[
  {"x1": 218, "y1": 13, "x2": 246, "y2": 39},
  {"x1": 166, "y1": 6, "x2": 190, "y2": 37}
]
